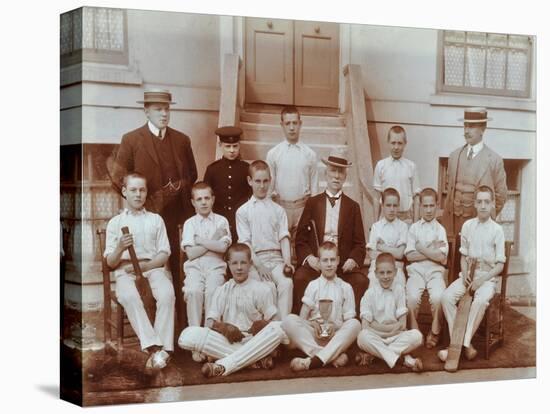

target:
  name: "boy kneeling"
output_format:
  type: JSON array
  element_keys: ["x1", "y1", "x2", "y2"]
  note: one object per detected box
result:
[
  {"x1": 356, "y1": 253, "x2": 423, "y2": 371},
  {"x1": 282, "y1": 241, "x2": 361, "y2": 371},
  {"x1": 178, "y1": 243, "x2": 287, "y2": 377}
]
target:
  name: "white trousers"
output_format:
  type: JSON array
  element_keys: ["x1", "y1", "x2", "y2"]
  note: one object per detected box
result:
[
  {"x1": 282, "y1": 314, "x2": 361, "y2": 365},
  {"x1": 178, "y1": 322, "x2": 287, "y2": 375},
  {"x1": 441, "y1": 275, "x2": 496, "y2": 347},
  {"x1": 115, "y1": 268, "x2": 175, "y2": 351},
  {"x1": 183, "y1": 259, "x2": 226, "y2": 326},
  {"x1": 249, "y1": 251, "x2": 293, "y2": 319},
  {"x1": 357, "y1": 328, "x2": 423, "y2": 368},
  {"x1": 406, "y1": 261, "x2": 446, "y2": 334}
]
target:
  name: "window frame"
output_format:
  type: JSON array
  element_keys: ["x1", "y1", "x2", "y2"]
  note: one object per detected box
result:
[
  {"x1": 436, "y1": 30, "x2": 533, "y2": 99},
  {"x1": 60, "y1": 7, "x2": 129, "y2": 68}
]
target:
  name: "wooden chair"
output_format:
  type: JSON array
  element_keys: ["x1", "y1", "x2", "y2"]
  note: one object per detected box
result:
[
  {"x1": 475, "y1": 240, "x2": 513, "y2": 359},
  {"x1": 97, "y1": 228, "x2": 146, "y2": 353}
]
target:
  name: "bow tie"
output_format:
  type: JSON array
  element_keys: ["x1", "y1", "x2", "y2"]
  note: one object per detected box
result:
[{"x1": 326, "y1": 193, "x2": 341, "y2": 207}]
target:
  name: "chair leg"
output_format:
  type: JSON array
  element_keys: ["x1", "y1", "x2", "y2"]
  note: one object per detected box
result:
[
  {"x1": 117, "y1": 303, "x2": 124, "y2": 351},
  {"x1": 484, "y1": 314, "x2": 490, "y2": 360}
]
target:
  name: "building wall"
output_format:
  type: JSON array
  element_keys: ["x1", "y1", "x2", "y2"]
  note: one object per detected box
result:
[{"x1": 349, "y1": 24, "x2": 536, "y2": 300}]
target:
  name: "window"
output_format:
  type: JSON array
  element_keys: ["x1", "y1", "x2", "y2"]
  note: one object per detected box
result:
[
  {"x1": 439, "y1": 30, "x2": 533, "y2": 98},
  {"x1": 60, "y1": 7, "x2": 128, "y2": 67}
]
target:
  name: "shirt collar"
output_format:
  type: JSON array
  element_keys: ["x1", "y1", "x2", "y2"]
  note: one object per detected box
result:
[
  {"x1": 320, "y1": 274, "x2": 338, "y2": 284},
  {"x1": 285, "y1": 140, "x2": 303, "y2": 148},
  {"x1": 380, "y1": 216, "x2": 398, "y2": 226},
  {"x1": 251, "y1": 195, "x2": 269, "y2": 204},
  {"x1": 467, "y1": 141, "x2": 484, "y2": 156},
  {"x1": 325, "y1": 189, "x2": 343, "y2": 198},
  {"x1": 148, "y1": 121, "x2": 166, "y2": 139},
  {"x1": 123, "y1": 207, "x2": 147, "y2": 216},
  {"x1": 419, "y1": 217, "x2": 436, "y2": 226},
  {"x1": 197, "y1": 212, "x2": 215, "y2": 222}
]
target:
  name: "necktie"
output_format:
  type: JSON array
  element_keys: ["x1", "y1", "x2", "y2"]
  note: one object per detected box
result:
[
  {"x1": 327, "y1": 193, "x2": 340, "y2": 207},
  {"x1": 467, "y1": 147, "x2": 474, "y2": 160},
  {"x1": 158, "y1": 130, "x2": 163, "y2": 139}
]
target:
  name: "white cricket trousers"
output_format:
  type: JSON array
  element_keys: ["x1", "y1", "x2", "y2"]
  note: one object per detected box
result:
[
  {"x1": 183, "y1": 259, "x2": 226, "y2": 326},
  {"x1": 178, "y1": 322, "x2": 287, "y2": 375},
  {"x1": 282, "y1": 314, "x2": 361, "y2": 365},
  {"x1": 357, "y1": 328, "x2": 423, "y2": 368},
  {"x1": 441, "y1": 274, "x2": 496, "y2": 347},
  {"x1": 115, "y1": 268, "x2": 175, "y2": 351},
  {"x1": 249, "y1": 251, "x2": 293, "y2": 319},
  {"x1": 405, "y1": 261, "x2": 446, "y2": 334}
]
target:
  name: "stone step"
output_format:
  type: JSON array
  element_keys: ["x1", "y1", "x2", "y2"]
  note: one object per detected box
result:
[
  {"x1": 239, "y1": 140, "x2": 350, "y2": 163},
  {"x1": 240, "y1": 110, "x2": 346, "y2": 127},
  {"x1": 240, "y1": 122, "x2": 347, "y2": 145}
]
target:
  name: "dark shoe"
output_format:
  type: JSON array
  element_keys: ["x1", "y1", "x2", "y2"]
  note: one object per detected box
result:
[
  {"x1": 425, "y1": 332, "x2": 440, "y2": 349},
  {"x1": 464, "y1": 345, "x2": 478, "y2": 361},
  {"x1": 355, "y1": 351, "x2": 376, "y2": 367},
  {"x1": 201, "y1": 362, "x2": 225, "y2": 378}
]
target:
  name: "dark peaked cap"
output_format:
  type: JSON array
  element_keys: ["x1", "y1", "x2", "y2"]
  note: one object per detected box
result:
[{"x1": 215, "y1": 126, "x2": 243, "y2": 143}]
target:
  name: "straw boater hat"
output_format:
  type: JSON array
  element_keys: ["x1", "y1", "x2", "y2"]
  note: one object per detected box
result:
[
  {"x1": 458, "y1": 107, "x2": 492, "y2": 124},
  {"x1": 137, "y1": 89, "x2": 176, "y2": 105},
  {"x1": 322, "y1": 149, "x2": 353, "y2": 168}
]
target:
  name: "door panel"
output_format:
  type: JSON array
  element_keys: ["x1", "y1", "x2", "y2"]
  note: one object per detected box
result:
[
  {"x1": 294, "y1": 21, "x2": 340, "y2": 107},
  {"x1": 245, "y1": 18, "x2": 294, "y2": 105}
]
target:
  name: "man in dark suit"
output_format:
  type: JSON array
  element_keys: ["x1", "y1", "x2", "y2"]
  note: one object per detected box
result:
[
  {"x1": 292, "y1": 151, "x2": 368, "y2": 314},
  {"x1": 111, "y1": 89, "x2": 197, "y2": 332},
  {"x1": 442, "y1": 107, "x2": 507, "y2": 238}
]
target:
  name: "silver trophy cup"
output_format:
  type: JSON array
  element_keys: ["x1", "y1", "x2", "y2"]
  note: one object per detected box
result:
[{"x1": 318, "y1": 299, "x2": 333, "y2": 338}]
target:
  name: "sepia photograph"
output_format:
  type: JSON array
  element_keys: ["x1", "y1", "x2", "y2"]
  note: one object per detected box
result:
[{"x1": 57, "y1": 0, "x2": 538, "y2": 409}]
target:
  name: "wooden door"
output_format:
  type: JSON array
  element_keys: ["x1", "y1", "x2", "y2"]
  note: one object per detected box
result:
[
  {"x1": 294, "y1": 21, "x2": 340, "y2": 107},
  {"x1": 245, "y1": 18, "x2": 294, "y2": 105},
  {"x1": 245, "y1": 18, "x2": 340, "y2": 108}
]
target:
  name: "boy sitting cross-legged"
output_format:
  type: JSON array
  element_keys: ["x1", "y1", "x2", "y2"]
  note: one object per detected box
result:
[
  {"x1": 356, "y1": 253, "x2": 423, "y2": 372},
  {"x1": 282, "y1": 241, "x2": 361, "y2": 372},
  {"x1": 178, "y1": 243, "x2": 288, "y2": 377}
]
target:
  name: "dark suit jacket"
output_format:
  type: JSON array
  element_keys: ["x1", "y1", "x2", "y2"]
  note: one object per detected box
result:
[
  {"x1": 111, "y1": 124, "x2": 197, "y2": 216},
  {"x1": 296, "y1": 192, "x2": 366, "y2": 270},
  {"x1": 443, "y1": 143, "x2": 507, "y2": 227}
]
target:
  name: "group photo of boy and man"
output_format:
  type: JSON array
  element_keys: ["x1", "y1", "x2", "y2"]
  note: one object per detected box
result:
[{"x1": 104, "y1": 87, "x2": 509, "y2": 380}]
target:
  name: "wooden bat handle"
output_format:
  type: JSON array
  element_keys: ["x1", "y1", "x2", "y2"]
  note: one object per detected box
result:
[
  {"x1": 310, "y1": 219, "x2": 320, "y2": 257},
  {"x1": 121, "y1": 226, "x2": 144, "y2": 279}
]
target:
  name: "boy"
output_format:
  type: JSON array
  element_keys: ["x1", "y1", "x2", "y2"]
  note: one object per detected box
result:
[
  {"x1": 178, "y1": 243, "x2": 288, "y2": 377},
  {"x1": 236, "y1": 160, "x2": 294, "y2": 319},
  {"x1": 405, "y1": 188, "x2": 448, "y2": 349},
  {"x1": 282, "y1": 242, "x2": 361, "y2": 371},
  {"x1": 439, "y1": 186, "x2": 506, "y2": 363},
  {"x1": 266, "y1": 106, "x2": 318, "y2": 249},
  {"x1": 203, "y1": 126, "x2": 251, "y2": 242},
  {"x1": 181, "y1": 182, "x2": 231, "y2": 361},
  {"x1": 356, "y1": 253, "x2": 423, "y2": 372},
  {"x1": 104, "y1": 172, "x2": 175, "y2": 371},
  {"x1": 373, "y1": 126, "x2": 421, "y2": 223},
  {"x1": 367, "y1": 187, "x2": 408, "y2": 288}
]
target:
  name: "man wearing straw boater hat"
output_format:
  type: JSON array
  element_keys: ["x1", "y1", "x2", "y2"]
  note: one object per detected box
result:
[
  {"x1": 112, "y1": 89, "x2": 197, "y2": 331},
  {"x1": 443, "y1": 107, "x2": 507, "y2": 237},
  {"x1": 293, "y1": 149, "x2": 368, "y2": 315}
]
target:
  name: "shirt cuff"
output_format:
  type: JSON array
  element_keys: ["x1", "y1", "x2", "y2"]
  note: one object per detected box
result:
[
  {"x1": 263, "y1": 305, "x2": 278, "y2": 321},
  {"x1": 343, "y1": 310, "x2": 356, "y2": 320},
  {"x1": 395, "y1": 307, "x2": 408, "y2": 320}
]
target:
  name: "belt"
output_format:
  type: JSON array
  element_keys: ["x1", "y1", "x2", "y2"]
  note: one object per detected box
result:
[
  {"x1": 273, "y1": 195, "x2": 309, "y2": 209},
  {"x1": 455, "y1": 182, "x2": 476, "y2": 193},
  {"x1": 256, "y1": 249, "x2": 282, "y2": 255}
]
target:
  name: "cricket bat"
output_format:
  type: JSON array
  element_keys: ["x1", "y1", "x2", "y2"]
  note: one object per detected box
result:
[
  {"x1": 444, "y1": 258, "x2": 477, "y2": 372},
  {"x1": 310, "y1": 219, "x2": 320, "y2": 257},
  {"x1": 121, "y1": 226, "x2": 155, "y2": 323}
]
